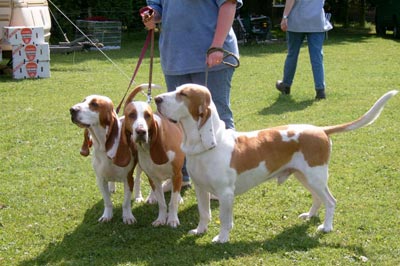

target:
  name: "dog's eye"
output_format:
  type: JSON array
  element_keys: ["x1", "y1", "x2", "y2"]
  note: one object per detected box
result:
[
  {"x1": 129, "y1": 113, "x2": 137, "y2": 120},
  {"x1": 144, "y1": 112, "x2": 151, "y2": 120},
  {"x1": 90, "y1": 101, "x2": 99, "y2": 108},
  {"x1": 179, "y1": 91, "x2": 187, "y2": 97}
]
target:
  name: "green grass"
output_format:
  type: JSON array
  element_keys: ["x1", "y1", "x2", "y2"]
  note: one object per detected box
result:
[{"x1": 1, "y1": 27, "x2": 399, "y2": 266}]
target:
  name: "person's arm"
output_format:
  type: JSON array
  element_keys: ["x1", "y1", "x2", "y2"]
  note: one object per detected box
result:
[
  {"x1": 207, "y1": 0, "x2": 237, "y2": 67},
  {"x1": 280, "y1": 0, "x2": 295, "y2": 32}
]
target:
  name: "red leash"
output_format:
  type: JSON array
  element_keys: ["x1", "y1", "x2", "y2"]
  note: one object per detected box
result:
[
  {"x1": 115, "y1": 30, "x2": 153, "y2": 114},
  {"x1": 116, "y1": 6, "x2": 155, "y2": 114}
]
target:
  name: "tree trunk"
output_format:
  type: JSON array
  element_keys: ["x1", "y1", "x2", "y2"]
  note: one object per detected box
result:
[{"x1": 359, "y1": 0, "x2": 366, "y2": 27}]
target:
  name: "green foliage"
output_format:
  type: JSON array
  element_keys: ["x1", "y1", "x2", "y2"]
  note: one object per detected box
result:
[{"x1": 0, "y1": 27, "x2": 399, "y2": 265}]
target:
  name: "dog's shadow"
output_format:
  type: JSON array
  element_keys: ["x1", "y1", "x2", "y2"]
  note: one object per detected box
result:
[
  {"x1": 259, "y1": 95, "x2": 315, "y2": 116},
  {"x1": 20, "y1": 198, "x2": 366, "y2": 266}
]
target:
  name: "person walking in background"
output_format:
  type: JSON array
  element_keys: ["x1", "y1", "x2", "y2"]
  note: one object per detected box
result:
[
  {"x1": 276, "y1": 0, "x2": 332, "y2": 100},
  {"x1": 141, "y1": 0, "x2": 242, "y2": 190}
]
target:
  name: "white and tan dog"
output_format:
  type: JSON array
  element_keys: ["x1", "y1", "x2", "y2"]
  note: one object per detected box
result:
[
  {"x1": 155, "y1": 83, "x2": 397, "y2": 243},
  {"x1": 70, "y1": 94, "x2": 142, "y2": 224},
  {"x1": 114, "y1": 85, "x2": 185, "y2": 227}
]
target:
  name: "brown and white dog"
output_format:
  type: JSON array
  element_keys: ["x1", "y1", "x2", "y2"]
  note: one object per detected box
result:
[
  {"x1": 70, "y1": 94, "x2": 142, "y2": 224},
  {"x1": 155, "y1": 83, "x2": 397, "y2": 243},
  {"x1": 114, "y1": 85, "x2": 185, "y2": 227}
]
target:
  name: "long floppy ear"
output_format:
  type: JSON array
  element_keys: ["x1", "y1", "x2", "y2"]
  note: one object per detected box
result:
[
  {"x1": 105, "y1": 111, "x2": 119, "y2": 152},
  {"x1": 198, "y1": 90, "x2": 212, "y2": 128},
  {"x1": 197, "y1": 93, "x2": 217, "y2": 150},
  {"x1": 149, "y1": 119, "x2": 169, "y2": 165},
  {"x1": 80, "y1": 128, "x2": 92, "y2": 156},
  {"x1": 113, "y1": 119, "x2": 132, "y2": 167}
]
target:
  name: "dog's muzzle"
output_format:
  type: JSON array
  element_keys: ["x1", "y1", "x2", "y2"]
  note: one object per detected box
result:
[{"x1": 70, "y1": 107, "x2": 89, "y2": 128}]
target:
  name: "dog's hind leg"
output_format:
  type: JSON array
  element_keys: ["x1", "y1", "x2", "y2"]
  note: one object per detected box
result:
[
  {"x1": 295, "y1": 171, "x2": 322, "y2": 219},
  {"x1": 298, "y1": 167, "x2": 336, "y2": 232}
]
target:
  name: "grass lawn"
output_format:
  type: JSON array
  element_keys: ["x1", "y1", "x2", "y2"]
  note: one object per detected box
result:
[{"x1": 0, "y1": 26, "x2": 399, "y2": 265}]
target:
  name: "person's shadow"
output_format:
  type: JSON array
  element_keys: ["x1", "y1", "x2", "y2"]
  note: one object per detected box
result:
[{"x1": 260, "y1": 94, "x2": 315, "y2": 116}]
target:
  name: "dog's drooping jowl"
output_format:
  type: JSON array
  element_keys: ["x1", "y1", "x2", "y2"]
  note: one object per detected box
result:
[
  {"x1": 70, "y1": 95, "x2": 142, "y2": 224},
  {"x1": 155, "y1": 83, "x2": 397, "y2": 243}
]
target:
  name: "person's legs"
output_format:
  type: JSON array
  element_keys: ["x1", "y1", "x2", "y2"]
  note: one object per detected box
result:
[
  {"x1": 164, "y1": 74, "x2": 192, "y2": 92},
  {"x1": 191, "y1": 68, "x2": 235, "y2": 129},
  {"x1": 282, "y1": 31, "x2": 305, "y2": 87},
  {"x1": 306, "y1": 32, "x2": 326, "y2": 91}
]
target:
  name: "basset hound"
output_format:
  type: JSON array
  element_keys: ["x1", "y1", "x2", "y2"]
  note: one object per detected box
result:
[
  {"x1": 70, "y1": 93, "x2": 143, "y2": 224},
  {"x1": 154, "y1": 83, "x2": 397, "y2": 243},
  {"x1": 114, "y1": 85, "x2": 185, "y2": 228}
]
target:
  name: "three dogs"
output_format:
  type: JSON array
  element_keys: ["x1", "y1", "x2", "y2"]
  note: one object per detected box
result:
[{"x1": 71, "y1": 83, "x2": 397, "y2": 243}]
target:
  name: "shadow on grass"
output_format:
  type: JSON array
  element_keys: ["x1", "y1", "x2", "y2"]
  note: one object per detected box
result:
[
  {"x1": 259, "y1": 94, "x2": 315, "y2": 116},
  {"x1": 20, "y1": 199, "x2": 365, "y2": 265}
]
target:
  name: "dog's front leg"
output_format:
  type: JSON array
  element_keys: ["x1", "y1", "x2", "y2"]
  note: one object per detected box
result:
[
  {"x1": 97, "y1": 177, "x2": 113, "y2": 222},
  {"x1": 151, "y1": 180, "x2": 168, "y2": 226},
  {"x1": 133, "y1": 166, "x2": 144, "y2": 202},
  {"x1": 212, "y1": 192, "x2": 234, "y2": 243},
  {"x1": 189, "y1": 186, "x2": 211, "y2": 235},
  {"x1": 167, "y1": 191, "x2": 181, "y2": 228},
  {"x1": 122, "y1": 179, "x2": 136, "y2": 224}
]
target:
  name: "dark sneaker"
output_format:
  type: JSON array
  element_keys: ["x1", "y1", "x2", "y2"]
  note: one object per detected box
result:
[
  {"x1": 315, "y1": 90, "x2": 326, "y2": 100},
  {"x1": 275, "y1": 80, "x2": 291, "y2": 95}
]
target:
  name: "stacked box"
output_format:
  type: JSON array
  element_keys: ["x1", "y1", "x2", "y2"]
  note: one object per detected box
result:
[{"x1": 2, "y1": 26, "x2": 50, "y2": 79}]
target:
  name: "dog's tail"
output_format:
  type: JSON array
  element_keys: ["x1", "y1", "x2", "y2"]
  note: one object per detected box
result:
[
  {"x1": 322, "y1": 90, "x2": 398, "y2": 135},
  {"x1": 125, "y1": 83, "x2": 163, "y2": 106}
]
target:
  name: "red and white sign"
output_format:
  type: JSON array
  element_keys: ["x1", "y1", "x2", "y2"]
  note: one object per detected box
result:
[
  {"x1": 12, "y1": 43, "x2": 50, "y2": 62},
  {"x1": 3, "y1": 26, "x2": 45, "y2": 45},
  {"x1": 13, "y1": 60, "x2": 50, "y2": 79}
]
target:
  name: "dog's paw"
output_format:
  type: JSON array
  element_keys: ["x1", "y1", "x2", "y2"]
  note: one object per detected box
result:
[
  {"x1": 317, "y1": 224, "x2": 333, "y2": 233},
  {"x1": 98, "y1": 215, "x2": 112, "y2": 223},
  {"x1": 212, "y1": 234, "x2": 229, "y2": 243},
  {"x1": 145, "y1": 194, "x2": 158, "y2": 204},
  {"x1": 298, "y1": 212, "x2": 313, "y2": 220},
  {"x1": 134, "y1": 196, "x2": 145, "y2": 203},
  {"x1": 108, "y1": 182, "x2": 116, "y2": 193},
  {"x1": 188, "y1": 227, "x2": 207, "y2": 235},
  {"x1": 98, "y1": 208, "x2": 113, "y2": 222},
  {"x1": 123, "y1": 212, "x2": 137, "y2": 225},
  {"x1": 152, "y1": 218, "x2": 166, "y2": 227},
  {"x1": 167, "y1": 217, "x2": 180, "y2": 228}
]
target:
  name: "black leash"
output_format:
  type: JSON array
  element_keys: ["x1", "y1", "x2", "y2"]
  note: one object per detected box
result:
[{"x1": 205, "y1": 47, "x2": 240, "y2": 87}]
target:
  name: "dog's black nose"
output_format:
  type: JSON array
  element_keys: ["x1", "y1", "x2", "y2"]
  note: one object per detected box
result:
[
  {"x1": 154, "y1": 96, "x2": 162, "y2": 105},
  {"x1": 136, "y1": 128, "x2": 146, "y2": 136},
  {"x1": 70, "y1": 107, "x2": 77, "y2": 115}
]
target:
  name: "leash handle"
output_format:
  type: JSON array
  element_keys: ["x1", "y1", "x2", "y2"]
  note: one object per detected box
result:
[
  {"x1": 205, "y1": 47, "x2": 240, "y2": 87},
  {"x1": 207, "y1": 47, "x2": 240, "y2": 68}
]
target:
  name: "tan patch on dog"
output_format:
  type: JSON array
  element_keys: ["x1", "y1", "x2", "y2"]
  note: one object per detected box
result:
[
  {"x1": 298, "y1": 129, "x2": 331, "y2": 167},
  {"x1": 178, "y1": 85, "x2": 211, "y2": 126},
  {"x1": 230, "y1": 126, "x2": 330, "y2": 175}
]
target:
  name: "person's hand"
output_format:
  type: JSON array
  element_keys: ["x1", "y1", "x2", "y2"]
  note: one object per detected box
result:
[
  {"x1": 206, "y1": 49, "x2": 224, "y2": 68},
  {"x1": 280, "y1": 17, "x2": 288, "y2": 32},
  {"x1": 140, "y1": 6, "x2": 156, "y2": 30}
]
